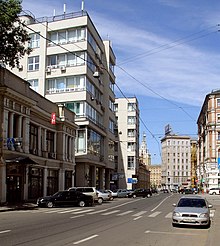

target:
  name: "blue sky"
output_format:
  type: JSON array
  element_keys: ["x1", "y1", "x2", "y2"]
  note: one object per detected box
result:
[{"x1": 21, "y1": 0, "x2": 220, "y2": 164}]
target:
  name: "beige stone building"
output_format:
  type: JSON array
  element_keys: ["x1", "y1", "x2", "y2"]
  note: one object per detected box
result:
[
  {"x1": 0, "y1": 67, "x2": 77, "y2": 204},
  {"x1": 10, "y1": 10, "x2": 116, "y2": 189},
  {"x1": 114, "y1": 97, "x2": 139, "y2": 189},
  {"x1": 197, "y1": 90, "x2": 220, "y2": 191},
  {"x1": 149, "y1": 165, "x2": 162, "y2": 188}
]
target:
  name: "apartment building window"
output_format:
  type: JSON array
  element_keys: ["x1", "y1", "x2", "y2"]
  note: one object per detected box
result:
[
  {"x1": 28, "y1": 79, "x2": 38, "y2": 92},
  {"x1": 127, "y1": 156, "x2": 135, "y2": 170},
  {"x1": 127, "y1": 142, "x2": 135, "y2": 151},
  {"x1": 87, "y1": 54, "x2": 95, "y2": 72},
  {"x1": 46, "y1": 130, "x2": 54, "y2": 154},
  {"x1": 114, "y1": 104, "x2": 118, "y2": 112},
  {"x1": 128, "y1": 129, "x2": 135, "y2": 137},
  {"x1": 109, "y1": 80, "x2": 114, "y2": 91},
  {"x1": 108, "y1": 140, "x2": 114, "y2": 161},
  {"x1": 109, "y1": 119, "x2": 114, "y2": 133},
  {"x1": 218, "y1": 132, "x2": 220, "y2": 140},
  {"x1": 49, "y1": 27, "x2": 85, "y2": 45},
  {"x1": 217, "y1": 114, "x2": 220, "y2": 122},
  {"x1": 47, "y1": 52, "x2": 85, "y2": 67},
  {"x1": 217, "y1": 98, "x2": 220, "y2": 107},
  {"x1": 46, "y1": 75, "x2": 85, "y2": 94},
  {"x1": 29, "y1": 33, "x2": 40, "y2": 48},
  {"x1": 128, "y1": 103, "x2": 136, "y2": 111},
  {"x1": 76, "y1": 129, "x2": 86, "y2": 153},
  {"x1": 66, "y1": 102, "x2": 84, "y2": 116},
  {"x1": 87, "y1": 129, "x2": 103, "y2": 156},
  {"x1": 47, "y1": 169, "x2": 58, "y2": 196},
  {"x1": 127, "y1": 116, "x2": 136, "y2": 125},
  {"x1": 109, "y1": 99, "x2": 114, "y2": 111},
  {"x1": 28, "y1": 56, "x2": 39, "y2": 71}
]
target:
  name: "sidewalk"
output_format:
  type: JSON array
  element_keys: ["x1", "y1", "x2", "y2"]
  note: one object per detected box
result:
[{"x1": 0, "y1": 202, "x2": 37, "y2": 212}]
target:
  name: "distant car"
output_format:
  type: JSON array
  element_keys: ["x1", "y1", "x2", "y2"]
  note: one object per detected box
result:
[
  {"x1": 161, "y1": 189, "x2": 169, "y2": 193},
  {"x1": 99, "y1": 189, "x2": 116, "y2": 199},
  {"x1": 68, "y1": 187, "x2": 100, "y2": 204},
  {"x1": 127, "y1": 188, "x2": 152, "y2": 198},
  {"x1": 171, "y1": 189, "x2": 178, "y2": 193},
  {"x1": 115, "y1": 189, "x2": 130, "y2": 198},
  {"x1": 37, "y1": 190, "x2": 94, "y2": 208},
  {"x1": 151, "y1": 188, "x2": 158, "y2": 194},
  {"x1": 182, "y1": 188, "x2": 194, "y2": 194},
  {"x1": 209, "y1": 187, "x2": 220, "y2": 195},
  {"x1": 106, "y1": 189, "x2": 118, "y2": 198},
  {"x1": 172, "y1": 195, "x2": 212, "y2": 228}
]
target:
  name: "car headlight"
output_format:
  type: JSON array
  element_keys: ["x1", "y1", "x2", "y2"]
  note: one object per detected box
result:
[
  {"x1": 40, "y1": 198, "x2": 45, "y2": 202},
  {"x1": 199, "y1": 213, "x2": 209, "y2": 218},
  {"x1": 173, "y1": 212, "x2": 180, "y2": 217}
]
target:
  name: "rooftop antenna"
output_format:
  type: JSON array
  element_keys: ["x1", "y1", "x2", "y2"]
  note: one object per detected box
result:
[{"x1": 81, "y1": 0, "x2": 85, "y2": 11}]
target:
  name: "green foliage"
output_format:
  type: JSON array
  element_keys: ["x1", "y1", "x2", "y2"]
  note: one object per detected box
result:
[{"x1": 0, "y1": 0, "x2": 31, "y2": 68}]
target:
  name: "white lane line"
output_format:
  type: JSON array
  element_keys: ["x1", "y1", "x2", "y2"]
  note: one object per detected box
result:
[
  {"x1": 145, "y1": 230, "x2": 199, "y2": 236},
  {"x1": 151, "y1": 195, "x2": 172, "y2": 212},
  {"x1": 0, "y1": 230, "x2": 11, "y2": 234},
  {"x1": 87, "y1": 209, "x2": 108, "y2": 215},
  {"x1": 102, "y1": 210, "x2": 120, "y2": 215},
  {"x1": 210, "y1": 210, "x2": 215, "y2": 218},
  {"x1": 59, "y1": 209, "x2": 82, "y2": 214},
  {"x1": 132, "y1": 211, "x2": 147, "y2": 217},
  {"x1": 133, "y1": 216, "x2": 142, "y2": 221},
  {"x1": 117, "y1": 210, "x2": 133, "y2": 216},
  {"x1": 73, "y1": 234, "x2": 99, "y2": 244},
  {"x1": 70, "y1": 214, "x2": 85, "y2": 219},
  {"x1": 165, "y1": 212, "x2": 172, "y2": 218},
  {"x1": 45, "y1": 208, "x2": 76, "y2": 214},
  {"x1": 72, "y1": 209, "x2": 94, "y2": 214},
  {"x1": 148, "y1": 211, "x2": 161, "y2": 217}
]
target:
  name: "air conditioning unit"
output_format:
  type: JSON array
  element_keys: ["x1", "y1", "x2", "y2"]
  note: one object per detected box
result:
[
  {"x1": 46, "y1": 67, "x2": 51, "y2": 73},
  {"x1": 60, "y1": 66, "x2": 66, "y2": 71},
  {"x1": 18, "y1": 65, "x2": 23, "y2": 71},
  {"x1": 91, "y1": 96, "x2": 95, "y2": 101},
  {"x1": 93, "y1": 71, "x2": 100, "y2": 78}
]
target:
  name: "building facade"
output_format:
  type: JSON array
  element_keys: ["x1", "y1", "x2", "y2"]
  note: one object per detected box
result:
[
  {"x1": 114, "y1": 97, "x2": 140, "y2": 190},
  {"x1": 197, "y1": 90, "x2": 220, "y2": 191},
  {"x1": 161, "y1": 133, "x2": 191, "y2": 190},
  {"x1": 0, "y1": 67, "x2": 77, "y2": 204},
  {"x1": 11, "y1": 10, "x2": 116, "y2": 189},
  {"x1": 149, "y1": 165, "x2": 162, "y2": 188}
]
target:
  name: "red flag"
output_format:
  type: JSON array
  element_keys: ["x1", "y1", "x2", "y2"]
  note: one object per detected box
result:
[{"x1": 51, "y1": 112, "x2": 56, "y2": 125}]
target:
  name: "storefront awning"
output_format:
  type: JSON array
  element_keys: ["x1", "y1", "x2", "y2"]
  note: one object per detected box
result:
[{"x1": 5, "y1": 156, "x2": 37, "y2": 164}]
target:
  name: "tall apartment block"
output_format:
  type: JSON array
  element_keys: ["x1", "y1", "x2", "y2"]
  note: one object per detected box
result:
[
  {"x1": 161, "y1": 126, "x2": 191, "y2": 190},
  {"x1": 197, "y1": 90, "x2": 220, "y2": 191},
  {"x1": 11, "y1": 10, "x2": 116, "y2": 189},
  {"x1": 114, "y1": 97, "x2": 140, "y2": 189}
]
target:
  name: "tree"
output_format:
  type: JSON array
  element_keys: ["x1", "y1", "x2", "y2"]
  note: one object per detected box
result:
[{"x1": 0, "y1": 0, "x2": 31, "y2": 68}]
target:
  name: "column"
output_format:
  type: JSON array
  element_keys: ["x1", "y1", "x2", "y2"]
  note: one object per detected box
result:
[
  {"x1": 43, "y1": 168, "x2": 48, "y2": 196},
  {"x1": 0, "y1": 162, "x2": 6, "y2": 203},
  {"x1": 59, "y1": 168, "x2": 65, "y2": 190},
  {"x1": 22, "y1": 117, "x2": 29, "y2": 153}
]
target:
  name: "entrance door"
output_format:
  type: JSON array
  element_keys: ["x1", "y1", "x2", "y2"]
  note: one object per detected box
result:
[{"x1": 6, "y1": 175, "x2": 22, "y2": 203}]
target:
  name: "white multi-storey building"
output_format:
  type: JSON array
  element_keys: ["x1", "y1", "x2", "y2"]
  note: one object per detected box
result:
[
  {"x1": 11, "y1": 10, "x2": 116, "y2": 189},
  {"x1": 161, "y1": 132, "x2": 191, "y2": 190},
  {"x1": 114, "y1": 97, "x2": 139, "y2": 189}
]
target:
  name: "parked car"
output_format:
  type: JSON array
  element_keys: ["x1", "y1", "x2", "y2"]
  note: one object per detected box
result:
[
  {"x1": 127, "y1": 188, "x2": 152, "y2": 198},
  {"x1": 97, "y1": 190, "x2": 112, "y2": 202},
  {"x1": 99, "y1": 189, "x2": 115, "y2": 200},
  {"x1": 151, "y1": 188, "x2": 158, "y2": 194},
  {"x1": 161, "y1": 189, "x2": 169, "y2": 193},
  {"x1": 106, "y1": 189, "x2": 118, "y2": 198},
  {"x1": 68, "y1": 187, "x2": 101, "y2": 204},
  {"x1": 115, "y1": 189, "x2": 130, "y2": 198},
  {"x1": 37, "y1": 190, "x2": 94, "y2": 208},
  {"x1": 209, "y1": 187, "x2": 220, "y2": 195},
  {"x1": 172, "y1": 195, "x2": 212, "y2": 228},
  {"x1": 182, "y1": 188, "x2": 194, "y2": 194}
]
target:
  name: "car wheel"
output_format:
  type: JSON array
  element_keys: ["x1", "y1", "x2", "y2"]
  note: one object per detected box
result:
[
  {"x1": 110, "y1": 197, "x2": 114, "y2": 201},
  {"x1": 79, "y1": 200, "x2": 86, "y2": 207},
  {"x1": 172, "y1": 223, "x2": 177, "y2": 227},
  {"x1": 97, "y1": 198, "x2": 103, "y2": 204},
  {"x1": 46, "y1": 201, "x2": 54, "y2": 208},
  {"x1": 132, "y1": 194, "x2": 137, "y2": 198},
  {"x1": 147, "y1": 194, "x2": 151, "y2": 198},
  {"x1": 213, "y1": 192, "x2": 216, "y2": 195}
]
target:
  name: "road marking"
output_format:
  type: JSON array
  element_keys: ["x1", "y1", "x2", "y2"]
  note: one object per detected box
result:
[
  {"x1": 117, "y1": 210, "x2": 134, "y2": 216},
  {"x1": 87, "y1": 209, "x2": 108, "y2": 215},
  {"x1": 59, "y1": 209, "x2": 83, "y2": 214},
  {"x1": 70, "y1": 214, "x2": 85, "y2": 219},
  {"x1": 145, "y1": 230, "x2": 199, "y2": 236},
  {"x1": 72, "y1": 209, "x2": 94, "y2": 214},
  {"x1": 210, "y1": 209, "x2": 215, "y2": 218},
  {"x1": 102, "y1": 210, "x2": 120, "y2": 215},
  {"x1": 0, "y1": 230, "x2": 11, "y2": 234},
  {"x1": 45, "y1": 208, "x2": 76, "y2": 213},
  {"x1": 73, "y1": 234, "x2": 98, "y2": 244},
  {"x1": 133, "y1": 216, "x2": 142, "y2": 221},
  {"x1": 133, "y1": 211, "x2": 147, "y2": 216},
  {"x1": 165, "y1": 212, "x2": 172, "y2": 218},
  {"x1": 151, "y1": 195, "x2": 172, "y2": 212},
  {"x1": 148, "y1": 211, "x2": 161, "y2": 217}
]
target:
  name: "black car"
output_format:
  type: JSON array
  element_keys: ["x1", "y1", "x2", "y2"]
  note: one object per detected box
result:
[
  {"x1": 37, "y1": 190, "x2": 94, "y2": 208},
  {"x1": 127, "y1": 188, "x2": 152, "y2": 198}
]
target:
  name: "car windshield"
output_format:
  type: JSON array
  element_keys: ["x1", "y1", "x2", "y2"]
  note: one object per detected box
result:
[{"x1": 177, "y1": 198, "x2": 207, "y2": 208}]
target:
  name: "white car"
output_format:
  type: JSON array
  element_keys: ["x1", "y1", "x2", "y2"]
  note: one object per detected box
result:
[
  {"x1": 97, "y1": 190, "x2": 112, "y2": 203},
  {"x1": 209, "y1": 187, "x2": 220, "y2": 195}
]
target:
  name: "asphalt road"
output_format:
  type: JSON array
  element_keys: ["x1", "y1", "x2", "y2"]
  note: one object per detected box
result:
[{"x1": 0, "y1": 193, "x2": 218, "y2": 246}]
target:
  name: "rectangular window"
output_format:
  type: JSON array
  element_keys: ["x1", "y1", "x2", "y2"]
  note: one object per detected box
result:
[
  {"x1": 128, "y1": 156, "x2": 135, "y2": 170},
  {"x1": 28, "y1": 56, "x2": 39, "y2": 71},
  {"x1": 217, "y1": 98, "x2": 220, "y2": 107},
  {"x1": 114, "y1": 103, "x2": 118, "y2": 112},
  {"x1": 127, "y1": 116, "x2": 136, "y2": 125},
  {"x1": 28, "y1": 79, "x2": 38, "y2": 92},
  {"x1": 109, "y1": 119, "x2": 114, "y2": 133},
  {"x1": 128, "y1": 103, "x2": 136, "y2": 111},
  {"x1": 29, "y1": 33, "x2": 40, "y2": 48},
  {"x1": 218, "y1": 132, "x2": 220, "y2": 140},
  {"x1": 127, "y1": 129, "x2": 135, "y2": 137},
  {"x1": 127, "y1": 142, "x2": 135, "y2": 151}
]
